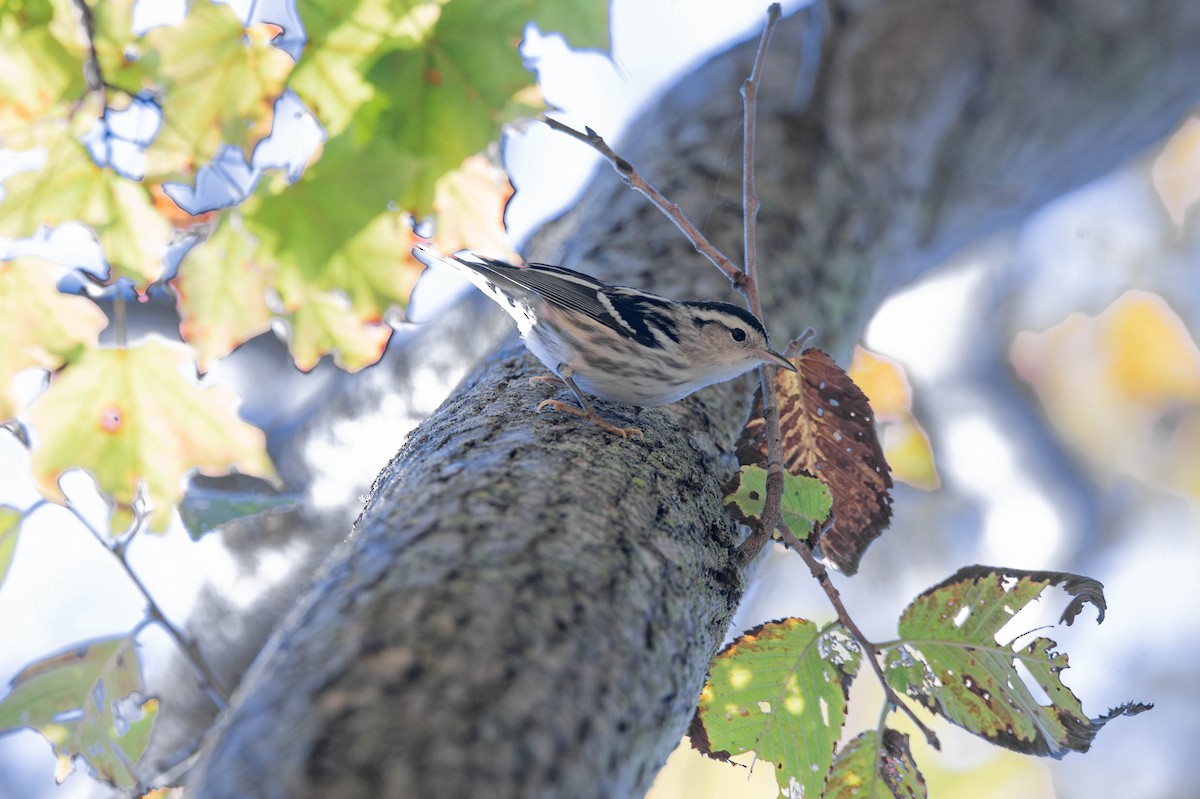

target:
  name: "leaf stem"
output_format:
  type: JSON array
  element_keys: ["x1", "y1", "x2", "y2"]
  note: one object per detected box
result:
[
  {"x1": 51, "y1": 500, "x2": 231, "y2": 709},
  {"x1": 777, "y1": 523, "x2": 940, "y2": 750}
]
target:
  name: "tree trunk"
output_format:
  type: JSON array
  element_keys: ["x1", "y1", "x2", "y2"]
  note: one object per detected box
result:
[{"x1": 188, "y1": 2, "x2": 1200, "y2": 796}]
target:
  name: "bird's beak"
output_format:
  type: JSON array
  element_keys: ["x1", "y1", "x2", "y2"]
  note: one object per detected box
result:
[{"x1": 754, "y1": 348, "x2": 797, "y2": 372}]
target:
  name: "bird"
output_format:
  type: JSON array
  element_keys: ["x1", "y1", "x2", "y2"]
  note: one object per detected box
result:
[{"x1": 412, "y1": 244, "x2": 795, "y2": 438}]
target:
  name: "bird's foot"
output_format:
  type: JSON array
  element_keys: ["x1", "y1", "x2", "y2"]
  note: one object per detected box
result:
[{"x1": 535, "y1": 399, "x2": 644, "y2": 440}]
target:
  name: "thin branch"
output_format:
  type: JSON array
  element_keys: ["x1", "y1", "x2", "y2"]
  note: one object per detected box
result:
[
  {"x1": 55, "y1": 501, "x2": 231, "y2": 709},
  {"x1": 740, "y1": 1, "x2": 781, "y2": 314},
  {"x1": 777, "y1": 522, "x2": 941, "y2": 750},
  {"x1": 734, "y1": 3, "x2": 785, "y2": 564},
  {"x1": 538, "y1": 117, "x2": 745, "y2": 288}
]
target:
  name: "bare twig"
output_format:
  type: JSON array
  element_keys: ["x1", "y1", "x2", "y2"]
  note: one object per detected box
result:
[
  {"x1": 733, "y1": 3, "x2": 785, "y2": 564},
  {"x1": 538, "y1": 117, "x2": 745, "y2": 287},
  {"x1": 45, "y1": 500, "x2": 231, "y2": 709},
  {"x1": 778, "y1": 522, "x2": 941, "y2": 750}
]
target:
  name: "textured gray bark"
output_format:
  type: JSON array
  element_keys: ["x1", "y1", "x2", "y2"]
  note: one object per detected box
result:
[{"x1": 188, "y1": 2, "x2": 1200, "y2": 797}]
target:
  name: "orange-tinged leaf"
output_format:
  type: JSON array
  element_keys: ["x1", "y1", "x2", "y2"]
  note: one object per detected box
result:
[
  {"x1": 27, "y1": 337, "x2": 276, "y2": 533},
  {"x1": 0, "y1": 256, "x2": 108, "y2": 419},
  {"x1": 883, "y1": 420, "x2": 940, "y2": 491},
  {"x1": 0, "y1": 636, "x2": 157, "y2": 790},
  {"x1": 1103, "y1": 291, "x2": 1200, "y2": 403},
  {"x1": 1151, "y1": 115, "x2": 1200, "y2": 226},
  {"x1": 1011, "y1": 290, "x2": 1200, "y2": 498},
  {"x1": 141, "y1": 0, "x2": 294, "y2": 180},
  {"x1": 150, "y1": 183, "x2": 217, "y2": 230},
  {"x1": 432, "y1": 154, "x2": 518, "y2": 259},
  {"x1": 848, "y1": 346, "x2": 911, "y2": 422},
  {"x1": 738, "y1": 348, "x2": 893, "y2": 574},
  {"x1": 0, "y1": 129, "x2": 170, "y2": 287},
  {"x1": 849, "y1": 346, "x2": 940, "y2": 490},
  {"x1": 173, "y1": 215, "x2": 273, "y2": 371}
]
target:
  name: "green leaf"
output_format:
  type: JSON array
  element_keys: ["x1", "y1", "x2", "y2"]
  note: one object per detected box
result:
[
  {"x1": 691, "y1": 619, "x2": 860, "y2": 798},
  {"x1": 523, "y1": 0, "x2": 610, "y2": 50},
  {"x1": 363, "y1": 0, "x2": 546, "y2": 212},
  {"x1": 0, "y1": 505, "x2": 22, "y2": 590},
  {"x1": 0, "y1": 637, "x2": 157, "y2": 789},
  {"x1": 178, "y1": 481, "x2": 298, "y2": 541},
  {"x1": 0, "y1": 256, "x2": 108, "y2": 419},
  {"x1": 724, "y1": 465, "x2": 832, "y2": 534},
  {"x1": 173, "y1": 214, "x2": 274, "y2": 371},
  {"x1": 286, "y1": 0, "x2": 439, "y2": 137},
  {"x1": 27, "y1": 336, "x2": 277, "y2": 533},
  {"x1": 141, "y1": 0, "x2": 294, "y2": 179},
  {"x1": 0, "y1": 0, "x2": 86, "y2": 142},
  {"x1": 0, "y1": 129, "x2": 171, "y2": 287},
  {"x1": 883, "y1": 565, "x2": 1152, "y2": 758},
  {"x1": 824, "y1": 729, "x2": 926, "y2": 799},
  {"x1": 245, "y1": 135, "x2": 420, "y2": 320}
]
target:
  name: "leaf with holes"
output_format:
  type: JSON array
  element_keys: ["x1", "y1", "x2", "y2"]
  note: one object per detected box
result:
[
  {"x1": 141, "y1": 0, "x2": 294, "y2": 180},
  {"x1": 172, "y1": 214, "x2": 274, "y2": 371},
  {"x1": 0, "y1": 130, "x2": 171, "y2": 287},
  {"x1": 0, "y1": 637, "x2": 157, "y2": 789},
  {"x1": 737, "y1": 347, "x2": 892, "y2": 574},
  {"x1": 882, "y1": 565, "x2": 1152, "y2": 757},
  {"x1": 725, "y1": 465, "x2": 831, "y2": 537},
  {"x1": 690, "y1": 618, "x2": 860, "y2": 799},
  {"x1": 0, "y1": 256, "x2": 108, "y2": 419},
  {"x1": 824, "y1": 729, "x2": 926, "y2": 799},
  {"x1": 27, "y1": 336, "x2": 277, "y2": 534}
]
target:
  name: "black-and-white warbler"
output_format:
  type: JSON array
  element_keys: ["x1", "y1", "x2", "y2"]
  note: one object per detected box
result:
[{"x1": 413, "y1": 244, "x2": 795, "y2": 438}]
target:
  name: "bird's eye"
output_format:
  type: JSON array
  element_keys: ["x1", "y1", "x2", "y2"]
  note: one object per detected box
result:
[{"x1": 730, "y1": 327, "x2": 747, "y2": 342}]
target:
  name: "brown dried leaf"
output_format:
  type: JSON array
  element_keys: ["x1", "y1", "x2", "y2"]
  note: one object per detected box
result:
[{"x1": 736, "y1": 348, "x2": 893, "y2": 574}]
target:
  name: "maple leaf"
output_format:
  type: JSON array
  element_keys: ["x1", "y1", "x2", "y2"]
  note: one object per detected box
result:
[
  {"x1": 27, "y1": 336, "x2": 277, "y2": 533},
  {"x1": 172, "y1": 214, "x2": 274, "y2": 371},
  {"x1": 0, "y1": 256, "x2": 108, "y2": 419},
  {"x1": 141, "y1": 0, "x2": 294, "y2": 180},
  {"x1": 0, "y1": 130, "x2": 171, "y2": 288},
  {"x1": 737, "y1": 348, "x2": 893, "y2": 574}
]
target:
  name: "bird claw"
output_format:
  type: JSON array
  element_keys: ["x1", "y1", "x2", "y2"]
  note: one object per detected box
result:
[
  {"x1": 528, "y1": 374, "x2": 566, "y2": 388},
  {"x1": 535, "y1": 399, "x2": 644, "y2": 439}
]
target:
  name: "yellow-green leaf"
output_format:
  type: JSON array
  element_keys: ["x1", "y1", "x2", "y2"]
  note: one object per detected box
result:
[
  {"x1": 276, "y1": 282, "x2": 393, "y2": 372},
  {"x1": 0, "y1": 129, "x2": 171, "y2": 287},
  {"x1": 0, "y1": 637, "x2": 157, "y2": 790},
  {"x1": 27, "y1": 336, "x2": 277, "y2": 533},
  {"x1": 173, "y1": 215, "x2": 273, "y2": 371},
  {"x1": 0, "y1": 505, "x2": 21, "y2": 590},
  {"x1": 142, "y1": 0, "x2": 294, "y2": 180},
  {"x1": 692, "y1": 619, "x2": 860, "y2": 799},
  {"x1": 0, "y1": 256, "x2": 108, "y2": 419},
  {"x1": 0, "y1": 0, "x2": 85, "y2": 142}
]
